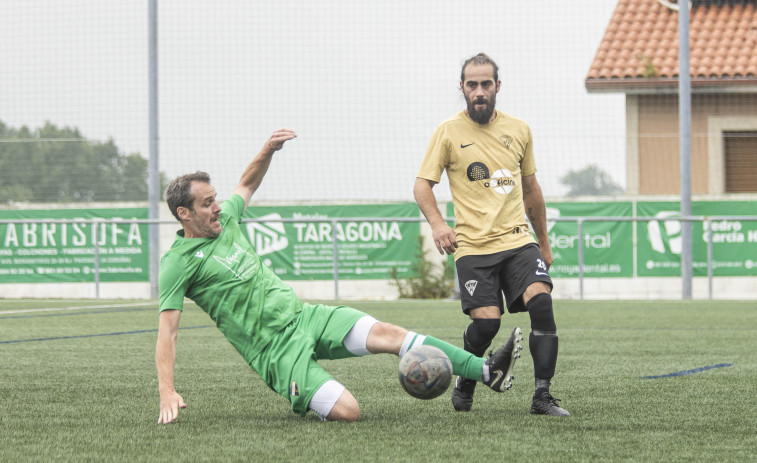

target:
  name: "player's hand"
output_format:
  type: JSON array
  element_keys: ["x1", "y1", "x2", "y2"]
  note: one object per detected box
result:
[
  {"x1": 432, "y1": 224, "x2": 458, "y2": 255},
  {"x1": 266, "y1": 128, "x2": 297, "y2": 153},
  {"x1": 540, "y1": 246, "x2": 553, "y2": 270},
  {"x1": 158, "y1": 390, "x2": 187, "y2": 424}
]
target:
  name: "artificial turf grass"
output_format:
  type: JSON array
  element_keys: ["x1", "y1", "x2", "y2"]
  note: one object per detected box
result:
[{"x1": 1, "y1": 299, "x2": 755, "y2": 462}]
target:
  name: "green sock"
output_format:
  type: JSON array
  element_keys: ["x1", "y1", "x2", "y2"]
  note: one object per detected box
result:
[{"x1": 420, "y1": 335, "x2": 485, "y2": 382}]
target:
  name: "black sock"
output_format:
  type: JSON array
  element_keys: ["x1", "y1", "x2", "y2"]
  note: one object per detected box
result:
[
  {"x1": 529, "y1": 332, "x2": 558, "y2": 379},
  {"x1": 463, "y1": 318, "x2": 501, "y2": 357}
]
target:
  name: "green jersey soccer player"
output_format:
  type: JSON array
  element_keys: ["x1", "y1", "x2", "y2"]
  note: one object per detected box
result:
[{"x1": 156, "y1": 129, "x2": 523, "y2": 423}]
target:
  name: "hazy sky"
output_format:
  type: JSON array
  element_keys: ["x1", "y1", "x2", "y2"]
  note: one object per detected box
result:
[{"x1": 0, "y1": 0, "x2": 625, "y2": 202}]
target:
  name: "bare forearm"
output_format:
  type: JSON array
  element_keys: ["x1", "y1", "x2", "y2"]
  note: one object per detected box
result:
[
  {"x1": 233, "y1": 129, "x2": 297, "y2": 207},
  {"x1": 414, "y1": 178, "x2": 445, "y2": 227},
  {"x1": 414, "y1": 177, "x2": 457, "y2": 255},
  {"x1": 524, "y1": 195, "x2": 548, "y2": 246},
  {"x1": 155, "y1": 309, "x2": 185, "y2": 423},
  {"x1": 155, "y1": 332, "x2": 177, "y2": 392},
  {"x1": 237, "y1": 149, "x2": 275, "y2": 195},
  {"x1": 522, "y1": 177, "x2": 550, "y2": 249}
]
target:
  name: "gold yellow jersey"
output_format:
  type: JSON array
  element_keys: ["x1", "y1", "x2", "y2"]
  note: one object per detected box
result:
[{"x1": 418, "y1": 110, "x2": 537, "y2": 260}]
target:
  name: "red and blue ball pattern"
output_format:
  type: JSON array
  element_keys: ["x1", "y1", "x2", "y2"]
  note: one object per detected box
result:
[{"x1": 398, "y1": 345, "x2": 453, "y2": 400}]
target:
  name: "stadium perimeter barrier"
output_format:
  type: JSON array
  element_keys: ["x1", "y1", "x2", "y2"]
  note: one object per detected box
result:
[
  {"x1": 565, "y1": 215, "x2": 757, "y2": 300},
  {"x1": 1, "y1": 215, "x2": 756, "y2": 301}
]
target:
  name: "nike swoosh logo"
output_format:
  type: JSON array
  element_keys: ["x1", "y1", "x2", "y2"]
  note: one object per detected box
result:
[
  {"x1": 536, "y1": 271, "x2": 549, "y2": 276},
  {"x1": 460, "y1": 143, "x2": 475, "y2": 148},
  {"x1": 492, "y1": 370, "x2": 504, "y2": 389}
]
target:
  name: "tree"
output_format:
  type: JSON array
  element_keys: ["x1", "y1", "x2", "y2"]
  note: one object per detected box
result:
[
  {"x1": 0, "y1": 119, "x2": 167, "y2": 203},
  {"x1": 391, "y1": 235, "x2": 455, "y2": 299},
  {"x1": 560, "y1": 164, "x2": 624, "y2": 196}
]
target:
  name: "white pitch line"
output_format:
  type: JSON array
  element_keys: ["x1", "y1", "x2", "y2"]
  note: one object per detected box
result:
[{"x1": 0, "y1": 302, "x2": 155, "y2": 315}]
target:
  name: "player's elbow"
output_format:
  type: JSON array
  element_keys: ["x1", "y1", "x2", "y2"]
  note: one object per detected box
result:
[
  {"x1": 413, "y1": 178, "x2": 433, "y2": 201},
  {"x1": 521, "y1": 175, "x2": 541, "y2": 195}
]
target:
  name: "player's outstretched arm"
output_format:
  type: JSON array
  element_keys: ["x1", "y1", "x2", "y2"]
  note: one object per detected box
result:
[
  {"x1": 156, "y1": 309, "x2": 186, "y2": 424},
  {"x1": 414, "y1": 178, "x2": 458, "y2": 255},
  {"x1": 522, "y1": 174, "x2": 553, "y2": 268},
  {"x1": 232, "y1": 128, "x2": 297, "y2": 209}
]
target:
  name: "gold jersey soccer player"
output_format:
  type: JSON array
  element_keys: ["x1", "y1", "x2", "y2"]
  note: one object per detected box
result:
[{"x1": 415, "y1": 53, "x2": 570, "y2": 416}]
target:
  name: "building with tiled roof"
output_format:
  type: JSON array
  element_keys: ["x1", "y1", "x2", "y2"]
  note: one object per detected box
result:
[{"x1": 586, "y1": 0, "x2": 757, "y2": 195}]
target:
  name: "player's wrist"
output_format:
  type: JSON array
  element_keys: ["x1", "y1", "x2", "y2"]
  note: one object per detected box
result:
[
  {"x1": 158, "y1": 384, "x2": 175, "y2": 394},
  {"x1": 428, "y1": 218, "x2": 449, "y2": 229}
]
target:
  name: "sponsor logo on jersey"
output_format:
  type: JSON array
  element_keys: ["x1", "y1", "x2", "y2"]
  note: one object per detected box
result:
[
  {"x1": 466, "y1": 162, "x2": 490, "y2": 181},
  {"x1": 465, "y1": 279, "x2": 478, "y2": 296},
  {"x1": 488, "y1": 168, "x2": 515, "y2": 194},
  {"x1": 466, "y1": 163, "x2": 516, "y2": 195},
  {"x1": 194, "y1": 250, "x2": 204, "y2": 259},
  {"x1": 460, "y1": 142, "x2": 475, "y2": 148},
  {"x1": 213, "y1": 242, "x2": 258, "y2": 281}
]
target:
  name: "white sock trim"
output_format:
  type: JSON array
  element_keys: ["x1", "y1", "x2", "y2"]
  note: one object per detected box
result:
[
  {"x1": 308, "y1": 380, "x2": 346, "y2": 420},
  {"x1": 399, "y1": 332, "x2": 416, "y2": 357},
  {"x1": 343, "y1": 315, "x2": 378, "y2": 356},
  {"x1": 399, "y1": 332, "x2": 427, "y2": 357}
]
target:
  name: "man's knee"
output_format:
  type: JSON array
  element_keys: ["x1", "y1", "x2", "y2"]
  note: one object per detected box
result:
[
  {"x1": 468, "y1": 305, "x2": 501, "y2": 319},
  {"x1": 527, "y1": 292, "x2": 556, "y2": 333},
  {"x1": 365, "y1": 322, "x2": 408, "y2": 354},
  {"x1": 327, "y1": 389, "x2": 360, "y2": 422},
  {"x1": 471, "y1": 318, "x2": 500, "y2": 338},
  {"x1": 523, "y1": 281, "x2": 551, "y2": 306},
  {"x1": 370, "y1": 321, "x2": 407, "y2": 338},
  {"x1": 463, "y1": 317, "x2": 501, "y2": 356},
  {"x1": 311, "y1": 381, "x2": 360, "y2": 422}
]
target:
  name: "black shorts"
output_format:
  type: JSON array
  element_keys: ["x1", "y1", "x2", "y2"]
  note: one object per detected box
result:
[{"x1": 456, "y1": 243, "x2": 553, "y2": 315}]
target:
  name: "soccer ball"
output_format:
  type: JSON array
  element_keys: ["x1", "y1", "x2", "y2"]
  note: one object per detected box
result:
[{"x1": 398, "y1": 345, "x2": 453, "y2": 400}]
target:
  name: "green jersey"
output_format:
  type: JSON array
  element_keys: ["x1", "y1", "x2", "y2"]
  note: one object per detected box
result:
[{"x1": 159, "y1": 194, "x2": 302, "y2": 362}]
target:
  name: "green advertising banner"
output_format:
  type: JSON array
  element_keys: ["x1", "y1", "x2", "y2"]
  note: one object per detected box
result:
[
  {"x1": 446, "y1": 201, "x2": 633, "y2": 277},
  {"x1": 0, "y1": 208, "x2": 149, "y2": 283},
  {"x1": 545, "y1": 201, "x2": 633, "y2": 277},
  {"x1": 637, "y1": 201, "x2": 757, "y2": 277},
  {"x1": 242, "y1": 203, "x2": 420, "y2": 280}
]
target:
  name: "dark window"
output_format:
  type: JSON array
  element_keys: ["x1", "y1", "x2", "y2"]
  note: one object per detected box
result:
[{"x1": 724, "y1": 131, "x2": 757, "y2": 193}]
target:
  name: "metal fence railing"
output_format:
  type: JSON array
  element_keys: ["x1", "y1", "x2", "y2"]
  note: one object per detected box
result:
[
  {"x1": 1, "y1": 215, "x2": 756, "y2": 300},
  {"x1": 562, "y1": 215, "x2": 757, "y2": 300}
]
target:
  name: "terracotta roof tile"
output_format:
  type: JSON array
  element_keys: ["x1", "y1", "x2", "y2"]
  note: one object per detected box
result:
[{"x1": 586, "y1": 0, "x2": 757, "y2": 89}]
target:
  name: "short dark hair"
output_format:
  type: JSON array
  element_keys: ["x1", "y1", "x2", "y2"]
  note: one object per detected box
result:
[
  {"x1": 460, "y1": 52, "x2": 499, "y2": 83},
  {"x1": 165, "y1": 171, "x2": 211, "y2": 221}
]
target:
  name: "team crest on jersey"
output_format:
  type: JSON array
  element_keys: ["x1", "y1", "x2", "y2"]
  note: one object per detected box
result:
[
  {"x1": 499, "y1": 135, "x2": 513, "y2": 149},
  {"x1": 290, "y1": 382, "x2": 300, "y2": 397},
  {"x1": 465, "y1": 280, "x2": 478, "y2": 296}
]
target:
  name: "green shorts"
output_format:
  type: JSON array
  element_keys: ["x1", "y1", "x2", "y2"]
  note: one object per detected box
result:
[{"x1": 250, "y1": 303, "x2": 367, "y2": 416}]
